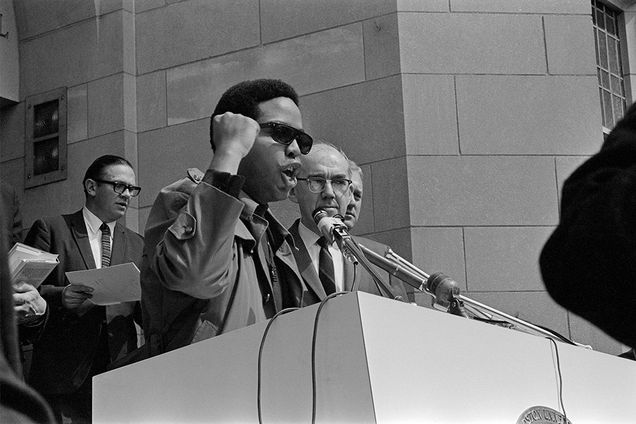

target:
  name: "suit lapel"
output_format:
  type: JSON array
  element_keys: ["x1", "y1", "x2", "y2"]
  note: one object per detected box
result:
[
  {"x1": 68, "y1": 210, "x2": 96, "y2": 269},
  {"x1": 289, "y1": 220, "x2": 326, "y2": 299}
]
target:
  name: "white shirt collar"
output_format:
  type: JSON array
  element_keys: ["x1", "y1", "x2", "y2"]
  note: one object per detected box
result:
[{"x1": 82, "y1": 207, "x2": 115, "y2": 236}]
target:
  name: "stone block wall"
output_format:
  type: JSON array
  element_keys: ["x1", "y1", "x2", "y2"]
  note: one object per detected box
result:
[{"x1": 1, "y1": 0, "x2": 632, "y2": 354}]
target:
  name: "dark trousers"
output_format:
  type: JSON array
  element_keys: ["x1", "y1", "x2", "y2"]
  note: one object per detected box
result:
[
  {"x1": 44, "y1": 390, "x2": 92, "y2": 424},
  {"x1": 43, "y1": 326, "x2": 110, "y2": 424}
]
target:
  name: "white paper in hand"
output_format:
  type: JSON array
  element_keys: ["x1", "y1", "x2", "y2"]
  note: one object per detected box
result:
[{"x1": 65, "y1": 262, "x2": 140, "y2": 305}]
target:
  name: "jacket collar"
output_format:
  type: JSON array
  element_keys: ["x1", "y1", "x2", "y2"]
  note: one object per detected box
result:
[
  {"x1": 289, "y1": 219, "x2": 327, "y2": 299},
  {"x1": 68, "y1": 210, "x2": 95, "y2": 269},
  {"x1": 68, "y1": 209, "x2": 128, "y2": 269},
  {"x1": 236, "y1": 191, "x2": 296, "y2": 253}
]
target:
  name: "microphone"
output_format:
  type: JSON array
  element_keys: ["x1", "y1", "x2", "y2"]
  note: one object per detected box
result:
[
  {"x1": 356, "y1": 244, "x2": 462, "y2": 307},
  {"x1": 312, "y1": 209, "x2": 400, "y2": 299},
  {"x1": 425, "y1": 273, "x2": 461, "y2": 307},
  {"x1": 312, "y1": 209, "x2": 350, "y2": 245}
]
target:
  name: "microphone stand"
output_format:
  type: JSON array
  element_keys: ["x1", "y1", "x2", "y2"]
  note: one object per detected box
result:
[
  {"x1": 331, "y1": 226, "x2": 402, "y2": 301},
  {"x1": 361, "y1": 245, "x2": 578, "y2": 344}
]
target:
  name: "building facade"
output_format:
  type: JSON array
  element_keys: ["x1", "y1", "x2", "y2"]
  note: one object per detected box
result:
[{"x1": 1, "y1": 0, "x2": 635, "y2": 355}]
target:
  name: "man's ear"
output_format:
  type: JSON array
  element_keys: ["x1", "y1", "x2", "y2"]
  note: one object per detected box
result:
[
  {"x1": 289, "y1": 187, "x2": 298, "y2": 203},
  {"x1": 85, "y1": 179, "x2": 97, "y2": 197}
]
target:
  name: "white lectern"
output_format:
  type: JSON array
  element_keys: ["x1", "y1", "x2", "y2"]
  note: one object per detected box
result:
[{"x1": 94, "y1": 292, "x2": 636, "y2": 423}]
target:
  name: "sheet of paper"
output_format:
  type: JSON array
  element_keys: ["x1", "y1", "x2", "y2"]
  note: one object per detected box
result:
[{"x1": 65, "y1": 262, "x2": 140, "y2": 305}]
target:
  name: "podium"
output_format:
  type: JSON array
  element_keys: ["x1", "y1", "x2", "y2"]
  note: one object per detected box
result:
[{"x1": 94, "y1": 292, "x2": 636, "y2": 423}]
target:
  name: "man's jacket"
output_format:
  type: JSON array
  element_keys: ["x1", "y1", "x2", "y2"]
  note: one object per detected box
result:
[
  {"x1": 288, "y1": 219, "x2": 409, "y2": 304},
  {"x1": 141, "y1": 169, "x2": 308, "y2": 355},
  {"x1": 23, "y1": 210, "x2": 143, "y2": 394}
]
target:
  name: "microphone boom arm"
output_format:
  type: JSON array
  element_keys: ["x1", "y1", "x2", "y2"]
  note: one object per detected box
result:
[
  {"x1": 357, "y1": 244, "x2": 426, "y2": 292},
  {"x1": 362, "y1": 245, "x2": 578, "y2": 343},
  {"x1": 334, "y1": 228, "x2": 403, "y2": 301}
]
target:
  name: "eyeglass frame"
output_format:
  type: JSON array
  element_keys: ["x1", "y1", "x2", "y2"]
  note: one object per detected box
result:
[
  {"x1": 259, "y1": 122, "x2": 313, "y2": 155},
  {"x1": 93, "y1": 179, "x2": 141, "y2": 197},
  {"x1": 296, "y1": 176, "x2": 352, "y2": 195}
]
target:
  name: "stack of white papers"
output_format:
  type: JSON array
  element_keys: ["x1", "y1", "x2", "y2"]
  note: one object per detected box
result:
[{"x1": 9, "y1": 242, "x2": 59, "y2": 288}]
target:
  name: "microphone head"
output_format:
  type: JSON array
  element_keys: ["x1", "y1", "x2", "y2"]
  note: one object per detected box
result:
[
  {"x1": 312, "y1": 209, "x2": 347, "y2": 244},
  {"x1": 312, "y1": 209, "x2": 345, "y2": 224},
  {"x1": 426, "y1": 272, "x2": 461, "y2": 307},
  {"x1": 312, "y1": 208, "x2": 329, "y2": 225}
]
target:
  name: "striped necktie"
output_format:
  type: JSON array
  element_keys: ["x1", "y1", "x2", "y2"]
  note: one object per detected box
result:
[
  {"x1": 100, "y1": 222, "x2": 111, "y2": 268},
  {"x1": 100, "y1": 222, "x2": 136, "y2": 361},
  {"x1": 317, "y1": 236, "x2": 336, "y2": 295}
]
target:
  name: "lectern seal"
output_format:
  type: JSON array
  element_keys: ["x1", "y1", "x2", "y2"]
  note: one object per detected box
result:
[{"x1": 516, "y1": 406, "x2": 572, "y2": 424}]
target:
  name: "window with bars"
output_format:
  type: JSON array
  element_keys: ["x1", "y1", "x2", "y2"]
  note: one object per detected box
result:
[
  {"x1": 25, "y1": 87, "x2": 67, "y2": 188},
  {"x1": 592, "y1": 0, "x2": 627, "y2": 133}
]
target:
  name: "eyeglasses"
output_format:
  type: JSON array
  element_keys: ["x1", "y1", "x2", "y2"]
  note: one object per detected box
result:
[
  {"x1": 94, "y1": 179, "x2": 141, "y2": 197},
  {"x1": 296, "y1": 176, "x2": 352, "y2": 195},
  {"x1": 259, "y1": 122, "x2": 313, "y2": 155}
]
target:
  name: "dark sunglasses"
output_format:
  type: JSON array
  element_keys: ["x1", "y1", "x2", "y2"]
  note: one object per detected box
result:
[
  {"x1": 94, "y1": 179, "x2": 141, "y2": 197},
  {"x1": 259, "y1": 122, "x2": 313, "y2": 155}
]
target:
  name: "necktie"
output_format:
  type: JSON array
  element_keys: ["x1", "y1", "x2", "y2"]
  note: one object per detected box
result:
[
  {"x1": 100, "y1": 222, "x2": 111, "y2": 268},
  {"x1": 99, "y1": 222, "x2": 136, "y2": 361},
  {"x1": 317, "y1": 237, "x2": 336, "y2": 295}
]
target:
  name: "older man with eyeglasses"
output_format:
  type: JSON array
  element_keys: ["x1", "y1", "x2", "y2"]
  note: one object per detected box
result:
[
  {"x1": 23, "y1": 154, "x2": 144, "y2": 423},
  {"x1": 288, "y1": 142, "x2": 408, "y2": 303}
]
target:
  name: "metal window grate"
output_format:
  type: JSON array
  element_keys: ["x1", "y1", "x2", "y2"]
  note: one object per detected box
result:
[
  {"x1": 25, "y1": 88, "x2": 67, "y2": 188},
  {"x1": 592, "y1": 0, "x2": 626, "y2": 132}
]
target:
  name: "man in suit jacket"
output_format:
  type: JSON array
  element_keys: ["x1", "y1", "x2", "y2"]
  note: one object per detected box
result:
[
  {"x1": 289, "y1": 143, "x2": 408, "y2": 303},
  {"x1": 23, "y1": 155, "x2": 144, "y2": 423}
]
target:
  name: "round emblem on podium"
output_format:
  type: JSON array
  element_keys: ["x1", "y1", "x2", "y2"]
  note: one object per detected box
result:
[{"x1": 516, "y1": 406, "x2": 572, "y2": 424}]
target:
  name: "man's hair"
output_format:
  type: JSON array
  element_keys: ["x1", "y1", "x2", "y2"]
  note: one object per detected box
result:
[
  {"x1": 209, "y1": 79, "x2": 299, "y2": 150},
  {"x1": 83, "y1": 155, "x2": 133, "y2": 196}
]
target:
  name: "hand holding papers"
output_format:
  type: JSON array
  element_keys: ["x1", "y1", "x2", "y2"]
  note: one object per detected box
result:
[
  {"x1": 13, "y1": 282, "x2": 48, "y2": 321},
  {"x1": 65, "y1": 262, "x2": 140, "y2": 305},
  {"x1": 9, "y1": 242, "x2": 59, "y2": 288}
]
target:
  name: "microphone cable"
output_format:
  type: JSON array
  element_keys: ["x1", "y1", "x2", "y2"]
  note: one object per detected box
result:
[
  {"x1": 547, "y1": 337, "x2": 569, "y2": 422},
  {"x1": 310, "y1": 291, "x2": 348, "y2": 424},
  {"x1": 351, "y1": 262, "x2": 358, "y2": 292},
  {"x1": 257, "y1": 307, "x2": 299, "y2": 424},
  {"x1": 535, "y1": 324, "x2": 577, "y2": 346}
]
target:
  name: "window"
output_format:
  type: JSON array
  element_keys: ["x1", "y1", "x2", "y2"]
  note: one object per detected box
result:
[
  {"x1": 592, "y1": 0, "x2": 627, "y2": 133},
  {"x1": 25, "y1": 87, "x2": 67, "y2": 188}
]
